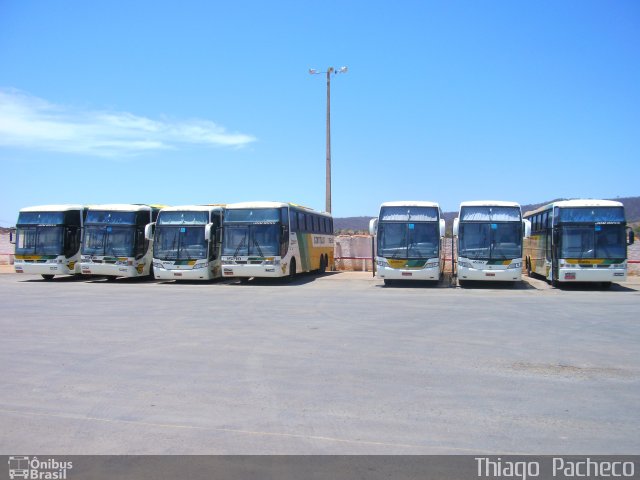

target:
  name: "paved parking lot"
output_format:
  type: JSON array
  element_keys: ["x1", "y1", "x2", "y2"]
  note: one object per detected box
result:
[{"x1": 0, "y1": 272, "x2": 638, "y2": 454}]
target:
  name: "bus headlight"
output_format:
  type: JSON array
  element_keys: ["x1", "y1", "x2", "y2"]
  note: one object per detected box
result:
[
  {"x1": 458, "y1": 260, "x2": 471, "y2": 268},
  {"x1": 264, "y1": 258, "x2": 275, "y2": 265},
  {"x1": 508, "y1": 262, "x2": 521, "y2": 269},
  {"x1": 192, "y1": 262, "x2": 208, "y2": 269},
  {"x1": 425, "y1": 262, "x2": 439, "y2": 269}
]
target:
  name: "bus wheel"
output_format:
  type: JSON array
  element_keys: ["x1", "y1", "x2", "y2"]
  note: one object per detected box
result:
[
  {"x1": 319, "y1": 255, "x2": 326, "y2": 274},
  {"x1": 288, "y1": 258, "x2": 297, "y2": 282},
  {"x1": 600, "y1": 282, "x2": 612, "y2": 290},
  {"x1": 41, "y1": 274, "x2": 54, "y2": 281},
  {"x1": 383, "y1": 279, "x2": 393, "y2": 286},
  {"x1": 148, "y1": 262, "x2": 155, "y2": 279}
]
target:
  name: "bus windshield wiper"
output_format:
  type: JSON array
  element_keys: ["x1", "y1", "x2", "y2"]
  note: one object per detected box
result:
[
  {"x1": 253, "y1": 238, "x2": 264, "y2": 257},
  {"x1": 233, "y1": 235, "x2": 246, "y2": 257}
]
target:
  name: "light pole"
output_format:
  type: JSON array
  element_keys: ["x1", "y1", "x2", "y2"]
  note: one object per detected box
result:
[{"x1": 309, "y1": 66, "x2": 348, "y2": 214}]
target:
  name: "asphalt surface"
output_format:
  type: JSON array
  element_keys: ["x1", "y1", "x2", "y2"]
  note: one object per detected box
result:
[{"x1": 0, "y1": 272, "x2": 638, "y2": 454}]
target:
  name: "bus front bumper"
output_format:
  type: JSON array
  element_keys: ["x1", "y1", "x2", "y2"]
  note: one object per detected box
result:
[
  {"x1": 457, "y1": 266, "x2": 521, "y2": 281},
  {"x1": 81, "y1": 262, "x2": 145, "y2": 277},
  {"x1": 222, "y1": 263, "x2": 284, "y2": 278},
  {"x1": 376, "y1": 263, "x2": 440, "y2": 281},
  {"x1": 558, "y1": 267, "x2": 626, "y2": 283},
  {"x1": 154, "y1": 265, "x2": 213, "y2": 280},
  {"x1": 14, "y1": 261, "x2": 75, "y2": 276}
]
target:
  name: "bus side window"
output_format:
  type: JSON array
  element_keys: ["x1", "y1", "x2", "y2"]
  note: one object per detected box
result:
[
  {"x1": 298, "y1": 212, "x2": 306, "y2": 232},
  {"x1": 313, "y1": 215, "x2": 319, "y2": 233},
  {"x1": 290, "y1": 210, "x2": 298, "y2": 232},
  {"x1": 329, "y1": 218, "x2": 334, "y2": 235},
  {"x1": 280, "y1": 207, "x2": 289, "y2": 227}
]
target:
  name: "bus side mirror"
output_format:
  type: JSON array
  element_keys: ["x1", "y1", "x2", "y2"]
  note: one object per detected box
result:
[
  {"x1": 453, "y1": 218, "x2": 459, "y2": 237},
  {"x1": 439, "y1": 219, "x2": 446, "y2": 238},
  {"x1": 629, "y1": 229, "x2": 635, "y2": 246},
  {"x1": 9, "y1": 228, "x2": 16, "y2": 244},
  {"x1": 281, "y1": 224, "x2": 288, "y2": 237},
  {"x1": 204, "y1": 223, "x2": 213, "y2": 241},
  {"x1": 144, "y1": 222, "x2": 155, "y2": 240},
  {"x1": 369, "y1": 218, "x2": 378, "y2": 236},
  {"x1": 523, "y1": 219, "x2": 531, "y2": 238},
  {"x1": 553, "y1": 228, "x2": 559, "y2": 245}
]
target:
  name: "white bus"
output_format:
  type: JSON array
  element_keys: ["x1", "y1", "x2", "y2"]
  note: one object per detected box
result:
[
  {"x1": 81, "y1": 204, "x2": 162, "y2": 278},
  {"x1": 148, "y1": 205, "x2": 224, "y2": 281},
  {"x1": 221, "y1": 201, "x2": 333, "y2": 280},
  {"x1": 452, "y1": 201, "x2": 531, "y2": 284},
  {"x1": 12, "y1": 204, "x2": 87, "y2": 280},
  {"x1": 369, "y1": 201, "x2": 446, "y2": 284},
  {"x1": 523, "y1": 199, "x2": 634, "y2": 287}
]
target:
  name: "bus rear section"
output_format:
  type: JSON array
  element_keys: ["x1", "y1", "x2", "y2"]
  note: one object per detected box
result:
[
  {"x1": 12, "y1": 204, "x2": 86, "y2": 280},
  {"x1": 453, "y1": 201, "x2": 530, "y2": 283},
  {"x1": 524, "y1": 200, "x2": 634, "y2": 287},
  {"x1": 150, "y1": 205, "x2": 224, "y2": 281},
  {"x1": 221, "y1": 202, "x2": 333, "y2": 280},
  {"x1": 80, "y1": 204, "x2": 162, "y2": 278},
  {"x1": 370, "y1": 201, "x2": 445, "y2": 284}
]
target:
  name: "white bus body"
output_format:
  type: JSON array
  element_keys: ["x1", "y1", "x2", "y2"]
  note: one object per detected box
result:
[
  {"x1": 370, "y1": 201, "x2": 446, "y2": 283},
  {"x1": 221, "y1": 201, "x2": 334, "y2": 279},
  {"x1": 453, "y1": 201, "x2": 531, "y2": 282},
  {"x1": 80, "y1": 204, "x2": 162, "y2": 278},
  {"x1": 149, "y1": 205, "x2": 224, "y2": 281},
  {"x1": 524, "y1": 199, "x2": 633, "y2": 286},
  {"x1": 13, "y1": 204, "x2": 87, "y2": 280}
]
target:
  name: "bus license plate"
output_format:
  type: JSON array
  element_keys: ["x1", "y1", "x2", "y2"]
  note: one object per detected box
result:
[
  {"x1": 485, "y1": 273, "x2": 495, "y2": 277},
  {"x1": 402, "y1": 272, "x2": 412, "y2": 277}
]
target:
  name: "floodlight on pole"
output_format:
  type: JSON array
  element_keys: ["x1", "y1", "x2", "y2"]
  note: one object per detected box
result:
[{"x1": 309, "y1": 66, "x2": 348, "y2": 214}]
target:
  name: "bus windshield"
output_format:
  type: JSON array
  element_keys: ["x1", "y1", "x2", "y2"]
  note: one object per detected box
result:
[
  {"x1": 459, "y1": 222, "x2": 522, "y2": 260},
  {"x1": 378, "y1": 222, "x2": 439, "y2": 259},
  {"x1": 155, "y1": 226, "x2": 207, "y2": 260},
  {"x1": 223, "y1": 224, "x2": 280, "y2": 257},
  {"x1": 460, "y1": 206, "x2": 521, "y2": 221},
  {"x1": 557, "y1": 207, "x2": 624, "y2": 223},
  {"x1": 225, "y1": 208, "x2": 280, "y2": 224},
  {"x1": 16, "y1": 226, "x2": 65, "y2": 255},
  {"x1": 83, "y1": 226, "x2": 136, "y2": 257},
  {"x1": 86, "y1": 211, "x2": 137, "y2": 225},
  {"x1": 157, "y1": 211, "x2": 209, "y2": 225},
  {"x1": 17, "y1": 211, "x2": 66, "y2": 225},
  {"x1": 560, "y1": 224, "x2": 626, "y2": 259}
]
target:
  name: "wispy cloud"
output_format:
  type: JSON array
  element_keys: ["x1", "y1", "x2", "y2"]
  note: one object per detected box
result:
[{"x1": 0, "y1": 88, "x2": 256, "y2": 157}]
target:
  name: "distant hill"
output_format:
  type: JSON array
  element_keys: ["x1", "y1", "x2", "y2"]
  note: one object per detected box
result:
[{"x1": 335, "y1": 196, "x2": 640, "y2": 234}]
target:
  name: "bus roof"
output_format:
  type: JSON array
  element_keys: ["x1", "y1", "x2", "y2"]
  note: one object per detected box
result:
[
  {"x1": 523, "y1": 199, "x2": 624, "y2": 217},
  {"x1": 379, "y1": 201, "x2": 440, "y2": 208},
  {"x1": 20, "y1": 204, "x2": 84, "y2": 212},
  {"x1": 225, "y1": 201, "x2": 331, "y2": 216},
  {"x1": 458, "y1": 200, "x2": 521, "y2": 208},
  {"x1": 87, "y1": 204, "x2": 156, "y2": 212},
  {"x1": 159, "y1": 205, "x2": 223, "y2": 213}
]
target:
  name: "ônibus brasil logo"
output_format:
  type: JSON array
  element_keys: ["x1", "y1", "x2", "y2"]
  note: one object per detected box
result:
[{"x1": 8, "y1": 456, "x2": 73, "y2": 480}]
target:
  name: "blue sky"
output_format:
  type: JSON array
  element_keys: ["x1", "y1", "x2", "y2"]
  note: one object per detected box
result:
[{"x1": 1, "y1": 0, "x2": 639, "y2": 225}]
